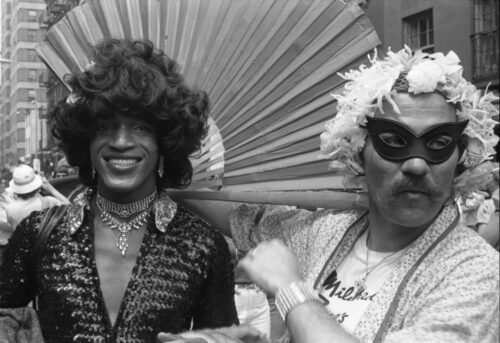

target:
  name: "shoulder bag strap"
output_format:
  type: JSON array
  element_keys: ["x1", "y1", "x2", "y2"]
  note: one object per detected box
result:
[{"x1": 31, "y1": 205, "x2": 68, "y2": 308}]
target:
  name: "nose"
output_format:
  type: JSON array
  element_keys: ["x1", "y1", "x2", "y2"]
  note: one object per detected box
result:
[
  {"x1": 110, "y1": 126, "x2": 134, "y2": 149},
  {"x1": 401, "y1": 157, "x2": 430, "y2": 176}
]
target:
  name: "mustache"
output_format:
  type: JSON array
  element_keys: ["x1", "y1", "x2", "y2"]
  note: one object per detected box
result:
[{"x1": 392, "y1": 177, "x2": 442, "y2": 198}]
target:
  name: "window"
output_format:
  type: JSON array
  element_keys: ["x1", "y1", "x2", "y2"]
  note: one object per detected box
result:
[
  {"x1": 27, "y1": 30, "x2": 37, "y2": 42},
  {"x1": 28, "y1": 10, "x2": 38, "y2": 21},
  {"x1": 16, "y1": 111, "x2": 25, "y2": 122},
  {"x1": 28, "y1": 50, "x2": 38, "y2": 62},
  {"x1": 17, "y1": 128, "x2": 25, "y2": 143},
  {"x1": 471, "y1": 0, "x2": 499, "y2": 82},
  {"x1": 28, "y1": 70, "x2": 37, "y2": 82},
  {"x1": 28, "y1": 89, "x2": 36, "y2": 102},
  {"x1": 403, "y1": 10, "x2": 434, "y2": 53}
]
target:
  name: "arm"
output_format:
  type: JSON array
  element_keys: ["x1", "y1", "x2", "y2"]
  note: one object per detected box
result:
[
  {"x1": 475, "y1": 199, "x2": 499, "y2": 247},
  {"x1": 158, "y1": 325, "x2": 268, "y2": 343},
  {"x1": 41, "y1": 178, "x2": 70, "y2": 205},
  {"x1": 0, "y1": 214, "x2": 38, "y2": 307},
  {"x1": 172, "y1": 198, "x2": 316, "y2": 250},
  {"x1": 477, "y1": 212, "x2": 499, "y2": 247},
  {"x1": 285, "y1": 302, "x2": 359, "y2": 343},
  {"x1": 171, "y1": 198, "x2": 234, "y2": 237},
  {"x1": 238, "y1": 239, "x2": 360, "y2": 343}
]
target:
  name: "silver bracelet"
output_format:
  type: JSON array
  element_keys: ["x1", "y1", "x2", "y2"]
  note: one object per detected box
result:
[{"x1": 275, "y1": 281, "x2": 321, "y2": 321}]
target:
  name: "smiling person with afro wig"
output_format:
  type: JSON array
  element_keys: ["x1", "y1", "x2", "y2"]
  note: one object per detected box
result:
[{"x1": 0, "y1": 39, "x2": 241, "y2": 342}]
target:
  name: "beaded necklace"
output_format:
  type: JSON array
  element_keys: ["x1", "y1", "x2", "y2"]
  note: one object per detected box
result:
[
  {"x1": 97, "y1": 191, "x2": 157, "y2": 218},
  {"x1": 96, "y1": 191, "x2": 157, "y2": 256}
]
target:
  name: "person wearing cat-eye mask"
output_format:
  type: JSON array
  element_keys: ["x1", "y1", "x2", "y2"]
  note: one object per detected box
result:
[{"x1": 163, "y1": 47, "x2": 499, "y2": 343}]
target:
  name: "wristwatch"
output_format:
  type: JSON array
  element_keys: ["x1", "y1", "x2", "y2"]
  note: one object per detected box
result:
[{"x1": 275, "y1": 281, "x2": 321, "y2": 321}]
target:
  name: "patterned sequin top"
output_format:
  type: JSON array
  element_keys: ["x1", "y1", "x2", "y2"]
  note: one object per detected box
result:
[{"x1": 0, "y1": 187, "x2": 238, "y2": 343}]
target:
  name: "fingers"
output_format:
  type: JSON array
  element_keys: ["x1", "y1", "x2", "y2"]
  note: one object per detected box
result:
[
  {"x1": 183, "y1": 331, "x2": 243, "y2": 343},
  {"x1": 156, "y1": 333, "x2": 183, "y2": 342},
  {"x1": 243, "y1": 239, "x2": 285, "y2": 258},
  {"x1": 157, "y1": 327, "x2": 267, "y2": 343},
  {"x1": 157, "y1": 332, "x2": 207, "y2": 343},
  {"x1": 217, "y1": 325, "x2": 269, "y2": 343},
  {"x1": 216, "y1": 324, "x2": 261, "y2": 337},
  {"x1": 238, "y1": 239, "x2": 302, "y2": 296}
]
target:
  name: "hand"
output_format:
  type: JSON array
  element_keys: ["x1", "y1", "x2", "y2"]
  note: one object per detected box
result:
[
  {"x1": 238, "y1": 239, "x2": 302, "y2": 296},
  {"x1": 157, "y1": 325, "x2": 268, "y2": 343},
  {"x1": 156, "y1": 332, "x2": 207, "y2": 343},
  {"x1": 157, "y1": 332, "x2": 206, "y2": 343},
  {"x1": 40, "y1": 178, "x2": 55, "y2": 194}
]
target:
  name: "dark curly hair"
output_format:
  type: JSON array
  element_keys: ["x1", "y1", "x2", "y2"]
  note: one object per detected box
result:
[{"x1": 50, "y1": 39, "x2": 210, "y2": 189}]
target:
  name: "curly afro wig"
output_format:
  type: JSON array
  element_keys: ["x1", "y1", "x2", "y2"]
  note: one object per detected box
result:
[{"x1": 50, "y1": 39, "x2": 210, "y2": 189}]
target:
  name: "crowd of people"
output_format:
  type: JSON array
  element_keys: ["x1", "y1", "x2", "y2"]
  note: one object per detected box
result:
[
  {"x1": 0, "y1": 19, "x2": 499, "y2": 343},
  {"x1": 0, "y1": 164, "x2": 69, "y2": 264}
]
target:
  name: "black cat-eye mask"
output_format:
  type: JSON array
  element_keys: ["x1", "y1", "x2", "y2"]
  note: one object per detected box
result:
[{"x1": 364, "y1": 116, "x2": 468, "y2": 164}]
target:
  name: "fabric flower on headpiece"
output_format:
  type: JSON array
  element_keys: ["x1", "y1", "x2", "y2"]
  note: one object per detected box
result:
[
  {"x1": 407, "y1": 60, "x2": 444, "y2": 94},
  {"x1": 320, "y1": 46, "x2": 499, "y2": 196},
  {"x1": 84, "y1": 60, "x2": 96, "y2": 70},
  {"x1": 65, "y1": 60, "x2": 95, "y2": 105},
  {"x1": 66, "y1": 92, "x2": 81, "y2": 105}
]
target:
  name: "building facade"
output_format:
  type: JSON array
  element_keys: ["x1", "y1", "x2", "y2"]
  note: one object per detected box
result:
[
  {"x1": 0, "y1": 0, "x2": 48, "y2": 172},
  {"x1": 0, "y1": 0, "x2": 79, "y2": 176},
  {"x1": 365, "y1": 0, "x2": 499, "y2": 92}
]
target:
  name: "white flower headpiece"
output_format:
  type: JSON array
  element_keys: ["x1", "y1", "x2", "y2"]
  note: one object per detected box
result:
[{"x1": 320, "y1": 46, "x2": 499, "y2": 196}]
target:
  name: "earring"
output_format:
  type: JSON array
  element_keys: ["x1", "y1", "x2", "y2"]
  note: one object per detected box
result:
[
  {"x1": 91, "y1": 163, "x2": 96, "y2": 179},
  {"x1": 158, "y1": 156, "x2": 164, "y2": 178}
]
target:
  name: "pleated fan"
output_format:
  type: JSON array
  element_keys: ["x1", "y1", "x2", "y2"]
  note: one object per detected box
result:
[{"x1": 36, "y1": 0, "x2": 380, "y2": 208}]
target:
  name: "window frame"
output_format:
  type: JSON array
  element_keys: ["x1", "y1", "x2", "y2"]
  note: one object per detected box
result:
[{"x1": 403, "y1": 9, "x2": 434, "y2": 54}]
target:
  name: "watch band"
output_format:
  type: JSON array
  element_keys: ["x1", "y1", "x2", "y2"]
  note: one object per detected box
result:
[{"x1": 275, "y1": 281, "x2": 321, "y2": 321}]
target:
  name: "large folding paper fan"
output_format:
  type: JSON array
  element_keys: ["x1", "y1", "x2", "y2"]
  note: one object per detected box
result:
[{"x1": 37, "y1": 0, "x2": 379, "y2": 208}]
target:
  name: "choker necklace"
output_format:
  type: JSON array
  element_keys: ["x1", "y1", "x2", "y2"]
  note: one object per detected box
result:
[
  {"x1": 354, "y1": 231, "x2": 400, "y2": 293},
  {"x1": 96, "y1": 192, "x2": 157, "y2": 256},
  {"x1": 97, "y1": 191, "x2": 157, "y2": 218}
]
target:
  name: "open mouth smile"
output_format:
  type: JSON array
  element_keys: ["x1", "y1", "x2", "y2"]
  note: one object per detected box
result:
[{"x1": 105, "y1": 157, "x2": 141, "y2": 168}]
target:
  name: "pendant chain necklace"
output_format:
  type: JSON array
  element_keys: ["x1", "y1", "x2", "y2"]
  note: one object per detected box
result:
[
  {"x1": 96, "y1": 191, "x2": 157, "y2": 256},
  {"x1": 354, "y1": 230, "x2": 400, "y2": 292}
]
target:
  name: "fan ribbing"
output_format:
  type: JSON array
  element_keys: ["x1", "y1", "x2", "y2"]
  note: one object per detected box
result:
[{"x1": 36, "y1": 0, "x2": 380, "y2": 208}]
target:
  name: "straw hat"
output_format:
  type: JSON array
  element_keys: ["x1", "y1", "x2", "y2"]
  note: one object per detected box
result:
[{"x1": 8, "y1": 165, "x2": 42, "y2": 195}]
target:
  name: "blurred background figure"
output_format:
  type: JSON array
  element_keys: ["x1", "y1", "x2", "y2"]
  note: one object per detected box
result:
[
  {"x1": 3, "y1": 164, "x2": 69, "y2": 231},
  {"x1": 226, "y1": 237, "x2": 271, "y2": 340},
  {"x1": 0, "y1": 189, "x2": 16, "y2": 264},
  {"x1": 459, "y1": 171, "x2": 500, "y2": 250}
]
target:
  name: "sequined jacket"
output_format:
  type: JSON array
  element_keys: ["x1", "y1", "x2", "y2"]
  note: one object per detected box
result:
[
  {"x1": 0, "y1": 187, "x2": 238, "y2": 343},
  {"x1": 230, "y1": 203, "x2": 499, "y2": 343}
]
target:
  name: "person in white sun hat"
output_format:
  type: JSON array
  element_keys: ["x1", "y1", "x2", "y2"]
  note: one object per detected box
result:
[{"x1": 4, "y1": 164, "x2": 69, "y2": 231}]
